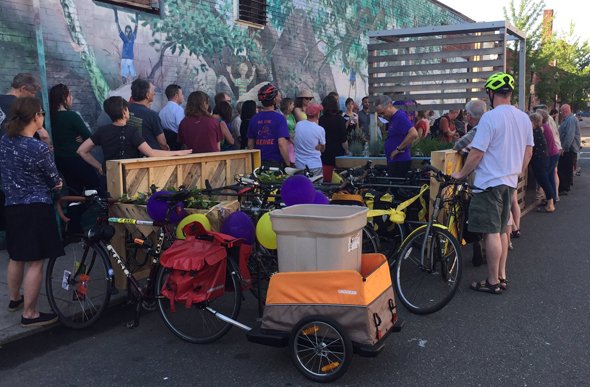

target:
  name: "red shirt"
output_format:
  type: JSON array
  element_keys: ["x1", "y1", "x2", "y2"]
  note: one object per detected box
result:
[{"x1": 178, "y1": 115, "x2": 222, "y2": 153}]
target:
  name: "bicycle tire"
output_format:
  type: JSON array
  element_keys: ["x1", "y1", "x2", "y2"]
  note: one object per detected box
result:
[
  {"x1": 248, "y1": 246, "x2": 278, "y2": 303},
  {"x1": 289, "y1": 315, "x2": 353, "y2": 383},
  {"x1": 46, "y1": 242, "x2": 112, "y2": 329},
  {"x1": 394, "y1": 226, "x2": 462, "y2": 314},
  {"x1": 156, "y1": 263, "x2": 241, "y2": 344},
  {"x1": 362, "y1": 224, "x2": 380, "y2": 254}
]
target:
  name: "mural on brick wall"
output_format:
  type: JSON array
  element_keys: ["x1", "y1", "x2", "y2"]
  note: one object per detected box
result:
[{"x1": 0, "y1": 0, "x2": 466, "y2": 128}]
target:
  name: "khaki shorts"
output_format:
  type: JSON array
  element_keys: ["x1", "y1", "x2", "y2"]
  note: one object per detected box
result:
[{"x1": 468, "y1": 185, "x2": 514, "y2": 234}]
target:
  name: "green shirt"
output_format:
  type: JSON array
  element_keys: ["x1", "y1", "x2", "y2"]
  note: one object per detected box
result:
[{"x1": 52, "y1": 110, "x2": 92, "y2": 158}]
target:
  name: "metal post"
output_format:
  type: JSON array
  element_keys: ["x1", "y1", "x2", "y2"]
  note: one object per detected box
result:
[{"x1": 518, "y1": 37, "x2": 527, "y2": 111}]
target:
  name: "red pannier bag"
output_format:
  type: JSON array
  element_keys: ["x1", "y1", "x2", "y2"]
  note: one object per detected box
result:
[
  {"x1": 160, "y1": 222, "x2": 251, "y2": 312},
  {"x1": 160, "y1": 235, "x2": 227, "y2": 312},
  {"x1": 182, "y1": 221, "x2": 253, "y2": 291}
]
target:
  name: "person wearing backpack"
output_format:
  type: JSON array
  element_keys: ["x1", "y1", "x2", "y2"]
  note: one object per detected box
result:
[{"x1": 431, "y1": 110, "x2": 459, "y2": 142}]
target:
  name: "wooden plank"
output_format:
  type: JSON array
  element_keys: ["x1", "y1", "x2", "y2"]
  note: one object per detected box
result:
[
  {"x1": 371, "y1": 70, "x2": 496, "y2": 84},
  {"x1": 368, "y1": 46, "x2": 504, "y2": 63},
  {"x1": 378, "y1": 90, "x2": 489, "y2": 102},
  {"x1": 368, "y1": 33, "x2": 501, "y2": 51},
  {"x1": 125, "y1": 168, "x2": 149, "y2": 196},
  {"x1": 370, "y1": 81, "x2": 488, "y2": 93},
  {"x1": 106, "y1": 161, "x2": 124, "y2": 199},
  {"x1": 383, "y1": 102, "x2": 486, "y2": 112},
  {"x1": 368, "y1": 59, "x2": 503, "y2": 74}
]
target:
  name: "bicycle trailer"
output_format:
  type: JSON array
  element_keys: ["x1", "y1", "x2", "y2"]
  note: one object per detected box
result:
[{"x1": 247, "y1": 253, "x2": 403, "y2": 382}]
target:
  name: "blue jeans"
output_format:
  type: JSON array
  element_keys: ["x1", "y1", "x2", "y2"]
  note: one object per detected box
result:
[{"x1": 532, "y1": 157, "x2": 554, "y2": 201}]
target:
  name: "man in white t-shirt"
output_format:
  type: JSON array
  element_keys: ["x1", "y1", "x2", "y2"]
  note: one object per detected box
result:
[
  {"x1": 452, "y1": 72, "x2": 533, "y2": 295},
  {"x1": 294, "y1": 103, "x2": 326, "y2": 177}
]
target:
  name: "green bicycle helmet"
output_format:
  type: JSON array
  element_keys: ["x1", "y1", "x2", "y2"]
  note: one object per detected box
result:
[{"x1": 485, "y1": 72, "x2": 515, "y2": 92}]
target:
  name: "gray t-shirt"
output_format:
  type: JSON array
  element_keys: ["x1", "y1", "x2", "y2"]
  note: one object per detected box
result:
[{"x1": 128, "y1": 102, "x2": 164, "y2": 149}]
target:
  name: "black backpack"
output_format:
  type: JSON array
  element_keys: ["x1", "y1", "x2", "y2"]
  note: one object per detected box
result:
[{"x1": 430, "y1": 114, "x2": 449, "y2": 139}]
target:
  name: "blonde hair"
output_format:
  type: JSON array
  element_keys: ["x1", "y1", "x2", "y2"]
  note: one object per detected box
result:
[{"x1": 529, "y1": 112, "x2": 542, "y2": 128}]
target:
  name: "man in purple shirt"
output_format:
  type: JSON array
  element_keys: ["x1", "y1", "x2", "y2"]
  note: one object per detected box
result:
[
  {"x1": 247, "y1": 84, "x2": 290, "y2": 167},
  {"x1": 374, "y1": 95, "x2": 418, "y2": 177}
]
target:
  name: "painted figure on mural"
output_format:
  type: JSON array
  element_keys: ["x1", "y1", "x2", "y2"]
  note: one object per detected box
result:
[
  {"x1": 114, "y1": 9, "x2": 139, "y2": 84},
  {"x1": 227, "y1": 62, "x2": 256, "y2": 98}
]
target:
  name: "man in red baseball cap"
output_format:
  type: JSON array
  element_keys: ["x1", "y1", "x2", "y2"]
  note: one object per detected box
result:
[{"x1": 294, "y1": 103, "x2": 326, "y2": 178}]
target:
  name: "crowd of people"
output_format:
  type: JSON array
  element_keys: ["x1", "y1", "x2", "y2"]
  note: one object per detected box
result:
[{"x1": 0, "y1": 70, "x2": 584, "y2": 327}]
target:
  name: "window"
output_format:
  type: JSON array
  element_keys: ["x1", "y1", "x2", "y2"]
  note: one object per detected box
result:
[
  {"x1": 236, "y1": 0, "x2": 267, "y2": 27},
  {"x1": 95, "y1": 0, "x2": 161, "y2": 16}
]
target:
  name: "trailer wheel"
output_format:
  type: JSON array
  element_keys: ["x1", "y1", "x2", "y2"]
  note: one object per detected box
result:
[{"x1": 289, "y1": 315, "x2": 353, "y2": 383}]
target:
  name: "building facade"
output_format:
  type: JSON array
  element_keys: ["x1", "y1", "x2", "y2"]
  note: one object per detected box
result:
[{"x1": 0, "y1": 0, "x2": 470, "y2": 130}]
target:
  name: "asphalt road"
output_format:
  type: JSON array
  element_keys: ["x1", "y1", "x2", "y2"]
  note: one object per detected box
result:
[{"x1": 0, "y1": 160, "x2": 589, "y2": 386}]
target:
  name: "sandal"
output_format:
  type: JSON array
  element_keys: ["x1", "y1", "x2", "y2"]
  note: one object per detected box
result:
[
  {"x1": 470, "y1": 280, "x2": 503, "y2": 295},
  {"x1": 536, "y1": 206, "x2": 555, "y2": 213},
  {"x1": 510, "y1": 229, "x2": 521, "y2": 239},
  {"x1": 499, "y1": 278, "x2": 508, "y2": 291}
]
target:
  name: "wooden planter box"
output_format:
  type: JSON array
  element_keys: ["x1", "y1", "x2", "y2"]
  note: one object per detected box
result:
[
  {"x1": 105, "y1": 150, "x2": 260, "y2": 289},
  {"x1": 106, "y1": 150, "x2": 260, "y2": 197}
]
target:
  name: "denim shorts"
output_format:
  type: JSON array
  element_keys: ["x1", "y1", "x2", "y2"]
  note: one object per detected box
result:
[{"x1": 468, "y1": 185, "x2": 514, "y2": 234}]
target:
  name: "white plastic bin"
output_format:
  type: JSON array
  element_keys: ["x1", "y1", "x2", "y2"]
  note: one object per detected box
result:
[{"x1": 270, "y1": 204, "x2": 368, "y2": 272}]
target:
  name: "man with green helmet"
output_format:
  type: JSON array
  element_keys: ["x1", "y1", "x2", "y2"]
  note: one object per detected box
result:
[{"x1": 452, "y1": 72, "x2": 533, "y2": 294}]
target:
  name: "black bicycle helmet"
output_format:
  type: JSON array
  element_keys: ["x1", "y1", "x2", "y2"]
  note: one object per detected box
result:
[
  {"x1": 258, "y1": 83, "x2": 278, "y2": 104},
  {"x1": 485, "y1": 72, "x2": 515, "y2": 93}
]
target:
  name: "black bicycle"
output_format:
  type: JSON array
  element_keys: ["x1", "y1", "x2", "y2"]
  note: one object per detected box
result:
[{"x1": 46, "y1": 191, "x2": 188, "y2": 329}]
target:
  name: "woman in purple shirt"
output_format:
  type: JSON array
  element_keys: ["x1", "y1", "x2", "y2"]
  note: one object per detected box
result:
[{"x1": 0, "y1": 97, "x2": 63, "y2": 327}]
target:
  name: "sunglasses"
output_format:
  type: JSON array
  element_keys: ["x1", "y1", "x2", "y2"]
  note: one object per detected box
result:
[{"x1": 304, "y1": 97, "x2": 313, "y2": 101}]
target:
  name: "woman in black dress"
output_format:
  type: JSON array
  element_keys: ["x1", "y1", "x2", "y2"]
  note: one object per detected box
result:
[{"x1": 0, "y1": 96, "x2": 63, "y2": 327}]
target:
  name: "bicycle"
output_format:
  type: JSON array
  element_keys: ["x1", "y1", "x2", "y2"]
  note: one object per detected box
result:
[
  {"x1": 389, "y1": 165, "x2": 472, "y2": 314},
  {"x1": 46, "y1": 190, "x2": 188, "y2": 329}
]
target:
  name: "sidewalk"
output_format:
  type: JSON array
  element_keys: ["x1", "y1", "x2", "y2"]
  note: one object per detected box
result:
[{"x1": 0, "y1": 245, "x2": 73, "y2": 345}]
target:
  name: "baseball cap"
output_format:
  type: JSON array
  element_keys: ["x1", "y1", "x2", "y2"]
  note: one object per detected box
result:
[{"x1": 305, "y1": 103, "x2": 323, "y2": 117}]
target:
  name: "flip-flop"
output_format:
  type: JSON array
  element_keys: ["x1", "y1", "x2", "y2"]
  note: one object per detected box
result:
[{"x1": 536, "y1": 207, "x2": 555, "y2": 213}]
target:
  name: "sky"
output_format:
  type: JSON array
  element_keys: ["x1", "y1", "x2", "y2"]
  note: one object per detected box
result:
[{"x1": 438, "y1": 0, "x2": 590, "y2": 41}]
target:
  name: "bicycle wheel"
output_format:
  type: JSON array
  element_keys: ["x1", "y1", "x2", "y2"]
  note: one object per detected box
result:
[
  {"x1": 394, "y1": 226, "x2": 462, "y2": 314},
  {"x1": 46, "y1": 242, "x2": 112, "y2": 329},
  {"x1": 248, "y1": 246, "x2": 278, "y2": 303},
  {"x1": 290, "y1": 316, "x2": 353, "y2": 383},
  {"x1": 362, "y1": 224, "x2": 380, "y2": 254},
  {"x1": 156, "y1": 264, "x2": 241, "y2": 344}
]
